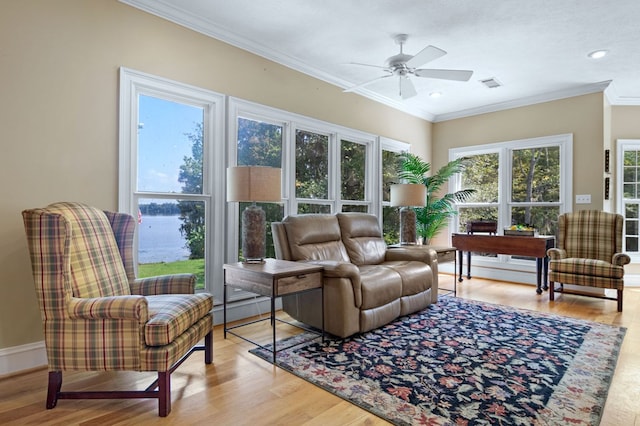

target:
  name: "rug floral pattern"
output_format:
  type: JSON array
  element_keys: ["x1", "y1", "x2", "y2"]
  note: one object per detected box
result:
[{"x1": 253, "y1": 297, "x2": 626, "y2": 426}]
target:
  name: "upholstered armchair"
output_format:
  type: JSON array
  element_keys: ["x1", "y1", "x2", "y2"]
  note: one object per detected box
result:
[
  {"x1": 547, "y1": 210, "x2": 630, "y2": 311},
  {"x1": 22, "y1": 202, "x2": 213, "y2": 417}
]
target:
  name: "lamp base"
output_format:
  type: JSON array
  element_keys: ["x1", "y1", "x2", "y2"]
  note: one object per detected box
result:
[
  {"x1": 399, "y1": 207, "x2": 417, "y2": 245},
  {"x1": 242, "y1": 204, "x2": 266, "y2": 263}
]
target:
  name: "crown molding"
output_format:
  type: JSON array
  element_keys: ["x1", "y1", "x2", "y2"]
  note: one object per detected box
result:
[
  {"x1": 120, "y1": 1, "x2": 636, "y2": 124},
  {"x1": 433, "y1": 81, "x2": 614, "y2": 122},
  {"x1": 120, "y1": 0, "x2": 437, "y2": 120},
  {"x1": 604, "y1": 81, "x2": 640, "y2": 106}
]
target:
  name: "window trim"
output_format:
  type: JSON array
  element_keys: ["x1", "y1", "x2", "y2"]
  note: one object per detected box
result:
[
  {"x1": 118, "y1": 67, "x2": 226, "y2": 296},
  {"x1": 227, "y1": 97, "x2": 379, "y2": 232},
  {"x1": 449, "y1": 133, "x2": 572, "y2": 282},
  {"x1": 616, "y1": 139, "x2": 640, "y2": 260}
]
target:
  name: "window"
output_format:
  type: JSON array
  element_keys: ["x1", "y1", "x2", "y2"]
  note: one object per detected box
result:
[
  {"x1": 235, "y1": 115, "x2": 285, "y2": 259},
  {"x1": 228, "y1": 98, "x2": 379, "y2": 230},
  {"x1": 119, "y1": 68, "x2": 225, "y2": 298},
  {"x1": 381, "y1": 138, "x2": 411, "y2": 244},
  {"x1": 296, "y1": 128, "x2": 331, "y2": 213},
  {"x1": 617, "y1": 139, "x2": 640, "y2": 258},
  {"x1": 452, "y1": 134, "x2": 572, "y2": 276},
  {"x1": 121, "y1": 77, "x2": 406, "y2": 312}
]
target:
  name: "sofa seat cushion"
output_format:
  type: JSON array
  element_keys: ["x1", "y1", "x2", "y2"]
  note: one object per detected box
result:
[
  {"x1": 550, "y1": 258, "x2": 624, "y2": 279},
  {"x1": 358, "y1": 265, "x2": 402, "y2": 310},
  {"x1": 382, "y1": 260, "x2": 432, "y2": 296},
  {"x1": 145, "y1": 294, "x2": 213, "y2": 346}
]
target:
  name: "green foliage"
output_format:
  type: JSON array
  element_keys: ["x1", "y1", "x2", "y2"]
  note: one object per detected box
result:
[
  {"x1": 178, "y1": 123, "x2": 205, "y2": 259},
  {"x1": 296, "y1": 130, "x2": 328, "y2": 199},
  {"x1": 138, "y1": 258, "x2": 205, "y2": 290},
  {"x1": 459, "y1": 147, "x2": 560, "y2": 236},
  {"x1": 398, "y1": 153, "x2": 475, "y2": 242}
]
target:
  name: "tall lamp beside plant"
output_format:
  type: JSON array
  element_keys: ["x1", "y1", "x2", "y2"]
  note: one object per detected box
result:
[{"x1": 397, "y1": 153, "x2": 475, "y2": 245}]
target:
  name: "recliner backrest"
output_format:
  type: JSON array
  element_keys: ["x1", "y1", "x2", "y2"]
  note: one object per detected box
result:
[
  {"x1": 337, "y1": 213, "x2": 387, "y2": 265},
  {"x1": 282, "y1": 214, "x2": 350, "y2": 261},
  {"x1": 558, "y1": 210, "x2": 623, "y2": 262}
]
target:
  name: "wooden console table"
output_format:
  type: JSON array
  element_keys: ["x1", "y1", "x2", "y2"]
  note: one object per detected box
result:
[{"x1": 451, "y1": 233, "x2": 555, "y2": 294}]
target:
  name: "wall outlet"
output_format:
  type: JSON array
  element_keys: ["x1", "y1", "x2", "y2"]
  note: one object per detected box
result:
[{"x1": 576, "y1": 194, "x2": 591, "y2": 204}]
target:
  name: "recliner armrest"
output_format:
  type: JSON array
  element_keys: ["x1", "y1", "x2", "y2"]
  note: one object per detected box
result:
[
  {"x1": 385, "y1": 246, "x2": 437, "y2": 264},
  {"x1": 68, "y1": 295, "x2": 148, "y2": 322},
  {"x1": 300, "y1": 260, "x2": 360, "y2": 286},
  {"x1": 130, "y1": 274, "x2": 196, "y2": 295}
]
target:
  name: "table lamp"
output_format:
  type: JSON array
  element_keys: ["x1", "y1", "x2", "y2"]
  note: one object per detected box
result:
[
  {"x1": 227, "y1": 166, "x2": 282, "y2": 263},
  {"x1": 390, "y1": 183, "x2": 426, "y2": 245}
]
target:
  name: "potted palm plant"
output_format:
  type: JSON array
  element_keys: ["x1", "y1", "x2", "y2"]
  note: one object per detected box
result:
[{"x1": 397, "y1": 153, "x2": 475, "y2": 244}]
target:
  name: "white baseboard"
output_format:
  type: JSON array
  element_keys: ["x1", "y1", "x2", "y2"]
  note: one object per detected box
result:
[
  {"x1": 0, "y1": 298, "x2": 278, "y2": 377},
  {"x1": 0, "y1": 341, "x2": 47, "y2": 377}
]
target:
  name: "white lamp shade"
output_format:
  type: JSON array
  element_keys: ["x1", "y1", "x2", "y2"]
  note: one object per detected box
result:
[
  {"x1": 390, "y1": 184, "x2": 426, "y2": 207},
  {"x1": 227, "y1": 166, "x2": 282, "y2": 202}
]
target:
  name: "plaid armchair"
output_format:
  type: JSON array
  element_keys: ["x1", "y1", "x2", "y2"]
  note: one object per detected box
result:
[
  {"x1": 22, "y1": 202, "x2": 213, "y2": 417},
  {"x1": 547, "y1": 210, "x2": 630, "y2": 311}
]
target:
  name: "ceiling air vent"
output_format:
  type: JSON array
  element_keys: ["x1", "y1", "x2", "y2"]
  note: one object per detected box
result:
[{"x1": 480, "y1": 78, "x2": 501, "y2": 89}]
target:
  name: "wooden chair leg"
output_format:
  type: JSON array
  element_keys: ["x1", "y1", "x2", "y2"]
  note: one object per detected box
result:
[
  {"x1": 618, "y1": 290, "x2": 623, "y2": 312},
  {"x1": 46, "y1": 371, "x2": 62, "y2": 409},
  {"x1": 549, "y1": 281, "x2": 555, "y2": 301},
  {"x1": 204, "y1": 331, "x2": 213, "y2": 364},
  {"x1": 158, "y1": 371, "x2": 170, "y2": 417}
]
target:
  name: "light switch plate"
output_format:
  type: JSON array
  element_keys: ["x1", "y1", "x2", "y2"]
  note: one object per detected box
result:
[{"x1": 576, "y1": 194, "x2": 591, "y2": 204}]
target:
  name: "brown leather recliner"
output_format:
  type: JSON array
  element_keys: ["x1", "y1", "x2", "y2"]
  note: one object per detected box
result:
[{"x1": 271, "y1": 212, "x2": 438, "y2": 338}]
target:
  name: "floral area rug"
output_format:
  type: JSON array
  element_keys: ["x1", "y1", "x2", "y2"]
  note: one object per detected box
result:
[{"x1": 250, "y1": 297, "x2": 626, "y2": 425}]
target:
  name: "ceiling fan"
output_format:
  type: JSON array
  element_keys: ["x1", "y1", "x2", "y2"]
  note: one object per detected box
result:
[{"x1": 344, "y1": 34, "x2": 473, "y2": 99}]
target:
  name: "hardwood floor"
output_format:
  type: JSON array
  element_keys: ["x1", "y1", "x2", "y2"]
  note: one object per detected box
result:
[{"x1": 1, "y1": 276, "x2": 639, "y2": 425}]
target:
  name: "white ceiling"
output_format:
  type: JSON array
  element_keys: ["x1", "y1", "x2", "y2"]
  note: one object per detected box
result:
[{"x1": 121, "y1": 0, "x2": 640, "y2": 121}]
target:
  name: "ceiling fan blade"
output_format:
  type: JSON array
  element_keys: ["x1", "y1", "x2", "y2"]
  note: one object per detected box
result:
[
  {"x1": 414, "y1": 68, "x2": 474, "y2": 81},
  {"x1": 399, "y1": 76, "x2": 417, "y2": 99},
  {"x1": 344, "y1": 74, "x2": 393, "y2": 92},
  {"x1": 406, "y1": 45, "x2": 447, "y2": 68},
  {"x1": 347, "y1": 62, "x2": 389, "y2": 70}
]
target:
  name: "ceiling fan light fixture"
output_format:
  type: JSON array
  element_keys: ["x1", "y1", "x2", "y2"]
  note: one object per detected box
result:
[
  {"x1": 429, "y1": 91, "x2": 443, "y2": 98},
  {"x1": 588, "y1": 50, "x2": 608, "y2": 59}
]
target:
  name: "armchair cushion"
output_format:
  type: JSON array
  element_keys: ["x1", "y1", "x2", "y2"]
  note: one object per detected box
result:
[
  {"x1": 549, "y1": 258, "x2": 624, "y2": 279},
  {"x1": 145, "y1": 294, "x2": 213, "y2": 346}
]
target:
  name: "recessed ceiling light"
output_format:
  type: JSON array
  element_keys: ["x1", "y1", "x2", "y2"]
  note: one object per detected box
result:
[
  {"x1": 429, "y1": 91, "x2": 442, "y2": 98},
  {"x1": 588, "y1": 50, "x2": 608, "y2": 59}
]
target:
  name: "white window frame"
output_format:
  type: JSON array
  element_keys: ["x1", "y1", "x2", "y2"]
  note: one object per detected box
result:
[
  {"x1": 227, "y1": 98, "x2": 378, "y2": 228},
  {"x1": 118, "y1": 68, "x2": 226, "y2": 298},
  {"x1": 616, "y1": 139, "x2": 640, "y2": 261},
  {"x1": 450, "y1": 133, "x2": 573, "y2": 283},
  {"x1": 380, "y1": 137, "x2": 411, "y2": 230}
]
